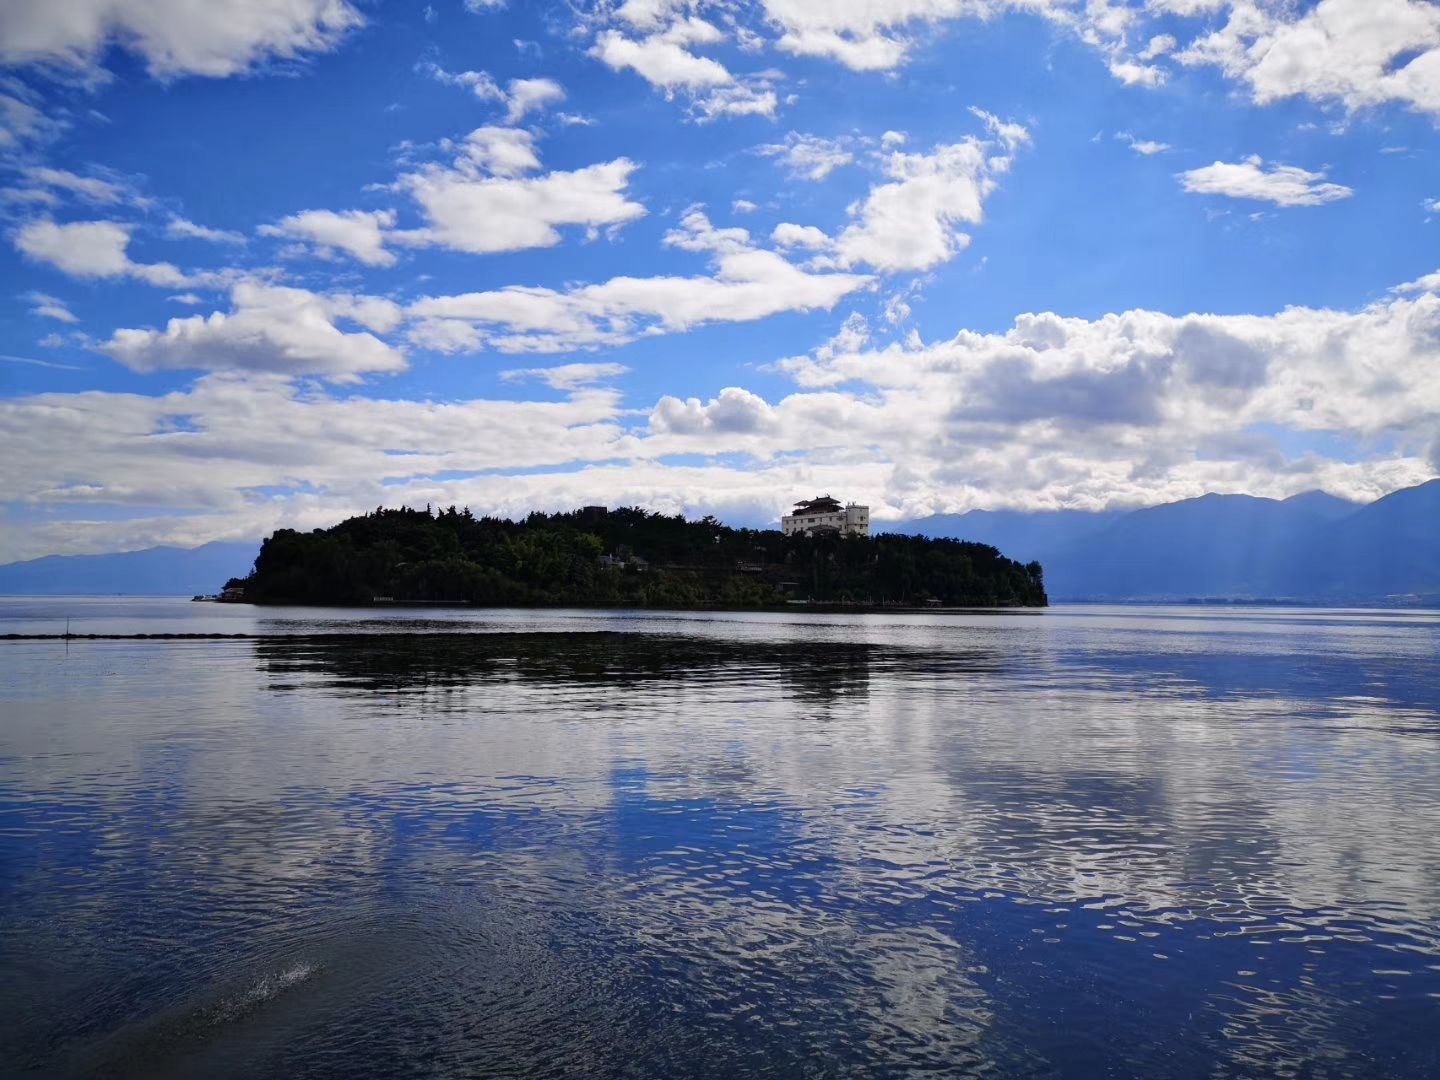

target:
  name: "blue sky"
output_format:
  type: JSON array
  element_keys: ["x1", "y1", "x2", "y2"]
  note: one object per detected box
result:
[{"x1": 1, "y1": 0, "x2": 1438, "y2": 560}]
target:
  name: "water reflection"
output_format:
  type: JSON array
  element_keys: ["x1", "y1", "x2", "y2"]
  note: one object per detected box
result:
[{"x1": 2, "y1": 613, "x2": 1439, "y2": 1077}]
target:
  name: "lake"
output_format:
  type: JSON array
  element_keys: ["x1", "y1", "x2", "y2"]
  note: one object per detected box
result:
[{"x1": 3, "y1": 598, "x2": 1439, "y2": 1077}]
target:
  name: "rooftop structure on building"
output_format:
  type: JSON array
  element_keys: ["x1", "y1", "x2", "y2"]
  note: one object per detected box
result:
[{"x1": 782, "y1": 495, "x2": 870, "y2": 538}]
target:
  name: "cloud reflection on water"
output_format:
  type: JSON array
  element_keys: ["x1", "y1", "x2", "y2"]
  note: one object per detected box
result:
[{"x1": 1, "y1": 610, "x2": 1439, "y2": 1076}]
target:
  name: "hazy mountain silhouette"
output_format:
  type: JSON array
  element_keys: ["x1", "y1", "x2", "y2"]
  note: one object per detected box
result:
[
  {"x1": 894, "y1": 481, "x2": 1439, "y2": 602},
  {"x1": 0, "y1": 541, "x2": 258, "y2": 596},
  {"x1": 887, "y1": 508, "x2": 1125, "y2": 561},
  {"x1": 4, "y1": 480, "x2": 1437, "y2": 602},
  {"x1": 1301, "y1": 480, "x2": 1440, "y2": 599}
]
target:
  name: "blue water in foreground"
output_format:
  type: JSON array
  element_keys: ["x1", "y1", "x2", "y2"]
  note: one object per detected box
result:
[{"x1": 2, "y1": 599, "x2": 1439, "y2": 1077}]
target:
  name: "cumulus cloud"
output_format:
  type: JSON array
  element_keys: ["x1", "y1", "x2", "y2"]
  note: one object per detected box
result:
[
  {"x1": 503, "y1": 77, "x2": 566, "y2": 121},
  {"x1": 0, "y1": 0, "x2": 363, "y2": 80},
  {"x1": 1179, "y1": 156, "x2": 1354, "y2": 207},
  {"x1": 831, "y1": 133, "x2": 1016, "y2": 271},
  {"x1": 757, "y1": 0, "x2": 1147, "y2": 81},
  {"x1": 260, "y1": 208, "x2": 398, "y2": 265},
  {"x1": 771, "y1": 222, "x2": 832, "y2": 250},
  {"x1": 773, "y1": 280, "x2": 1440, "y2": 454},
  {"x1": 690, "y1": 78, "x2": 779, "y2": 121},
  {"x1": 650, "y1": 386, "x2": 777, "y2": 435},
  {"x1": 591, "y1": 17, "x2": 732, "y2": 90},
  {"x1": 394, "y1": 126, "x2": 646, "y2": 255},
  {"x1": 756, "y1": 132, "x2": 856, "y2": 180},
  {"x1": 406, "y1": 209, "x2": 871, "y2": 353},
  {"x1": 0, "y1": 372, "x2": 632, "y2": 559},
  {"x1": 751, "y1": 0, "x2": 1440, "y2": 116},
  {"x1": 99, "y1": 282, "x2": 406, "y2": 379},
  {"x1": 751, "y1": 118, "x2": 1025, "y2": 275},
  {"x1": 7, "y1": 272, "x2": 1440, "y2": 557},
  {"x1": 589, "y1": 14, "x2": 778, "y2": 120},
  {"x1": 1176, "y1": 0, "x2": 1440, "y2": 117},
  {"x1": 424, "y1": 65, "x2": 567, "y2": 122},
  {"x1": 14, "y1": 219, "x2": 188, "y2": 286}
]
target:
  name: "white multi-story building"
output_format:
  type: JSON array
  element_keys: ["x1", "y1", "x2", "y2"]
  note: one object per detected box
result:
[{"x1": 781, "y1": 495, "x2": 870, "y2": 537}]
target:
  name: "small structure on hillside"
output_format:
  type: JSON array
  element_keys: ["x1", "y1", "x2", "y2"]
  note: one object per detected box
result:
[{"x1": 781, "y1": 495, "x2": 870, "y2": 538}]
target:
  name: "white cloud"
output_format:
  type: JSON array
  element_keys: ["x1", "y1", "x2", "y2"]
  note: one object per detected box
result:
[
  {"x1": 591, "y1": 18, "x2": 731, "y2": 91},
  {"x1": 1, "y1": 187, "x2": 59, "y2": 207},
  {"x1": 756, "y1": 116, "x2": 1025, "y2": 274},
  {"x1": 260, "y1": 208, "x2": 398, "y2": 266},
  {"x1": 589, "y1": 14, "x2": 778, "y2": 120},
  {"x1": 502, "y1": 362, "x2": 630, "y2": 389},
  {"x1": 1108, "y1": 57, "x2": 1166, "y2": 87},
  {"x1": 757, "y1": 0, "x2": 1138, "y2": 76},
  {"x1": 757, "y1": 132, "x2": 856, "y2": 180},
  {"x1": 761, "y1": 0, "x2": 918, "y2": 71},
  {"x1": 14, "y1": 219, "x2": 188, "y2": 286},
  {"x1": 832, "y1": 135, "x2": 1011, "y2": 272},
  {"x1": 166, "y1": 216, "x2": 246, "y2": 245},
  {"x1": 650, "y1": 386, "x2": 777, "y2": 435},
  {"x1": 424, "y1": 65, "x2": 566, "y2": 122},
  {"x1": 969, "y1": 106, "x2": 1031, "y2": 153},
  {"x1": 406, "y1": 210, "x2": 871, "y2": 353},
  {"x1": 441, "y1": 125, "x2": 541, "y2": 177},
  {"x1": 25, "y1": 291, "x2": 77, "y2": 323},
  {"x1": 1176, "y1": 0, "x2": 1440, "y2": 117},
  {"x1": 394, "y1": 127, "x2": 645, "y2": 255},
  {"x1": 0, "y1": 0, "x2": 363, "y2": 80},
  {"x1": 0, "y1": 371, "x2": 631, "y2": 559},
  {"x1": 732, "y1": 199, "x2": 759, "y2": 214},
  {"x1": 503, "y1": 77, "x2": 566, "y2": 121},
  {"x1": 770, "y1": 222, "x2": 832, "y2": 250},
  {"x1": 1179, "y1": 156, "x2": 1354, "y2": 207},
  {"x1": 8, "y1": 272, "x2": 1440, "y2": 557},
  {"x1": 735, "y1": 0, "x2": 1440, "y2": 118},
  {"x1": 0, "y1": 91, "x2": 58, "y2": 149},
  {"x1": 691, "y1": 78, "x2": 779, "y2": 121},
  {"x1": 1116, "y1": 131, "x2": 1171, "y2": 155},
  {"x1": 99, "y1": 282, "x2": 406, "y2": 379},
  {"x1": 1139, "y1": 33, "x2": 1177, "y2": 60},
  {"x1": 21, "y1": 166, "x2": 133, "y2": 204}
]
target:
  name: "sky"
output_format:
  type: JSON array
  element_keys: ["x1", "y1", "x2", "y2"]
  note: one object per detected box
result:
[{"x1": 1, "y1": 0, "x2": 1438, "y2": 562}]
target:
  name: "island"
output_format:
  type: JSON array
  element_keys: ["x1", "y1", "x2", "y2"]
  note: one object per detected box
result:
[{"x1": 228, "y1": 505, "x2": 1047, "y2": 608}]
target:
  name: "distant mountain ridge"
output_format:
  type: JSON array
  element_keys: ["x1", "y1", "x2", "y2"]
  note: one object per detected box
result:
[
  {"x1": 3, "y1": 479, "x2": 1437, "y2": 603},
  {"x1": 0, "y1": 541, "x2": 259, "y2": 596},
  {"x1": 888, "y1": 479, "x2": 1440, "y2": 603}
]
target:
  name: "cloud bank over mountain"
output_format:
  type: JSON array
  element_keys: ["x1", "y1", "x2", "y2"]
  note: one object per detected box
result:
[{"x1": 1, "y1": 0, "x2": 1437, "y2": 561}]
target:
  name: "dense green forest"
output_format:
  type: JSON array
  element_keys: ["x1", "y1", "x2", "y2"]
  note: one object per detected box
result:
[{"x1": 234, "y1": 506, "x2": 1047, "y2": 608}]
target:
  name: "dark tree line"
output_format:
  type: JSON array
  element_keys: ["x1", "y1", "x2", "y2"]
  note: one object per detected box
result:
[{"x1": 233, "y1": 505, "x2": 1047, "y2": 608}]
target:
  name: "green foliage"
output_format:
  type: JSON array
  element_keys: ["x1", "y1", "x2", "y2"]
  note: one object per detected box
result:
[{"x1": 242, "y1": 505, "x2": 1047, "y2": 608}]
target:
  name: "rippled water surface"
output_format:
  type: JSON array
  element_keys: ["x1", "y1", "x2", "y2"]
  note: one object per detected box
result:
[{"x1": 3, "y1": 599, "x2": 1440, "y2": 1077}]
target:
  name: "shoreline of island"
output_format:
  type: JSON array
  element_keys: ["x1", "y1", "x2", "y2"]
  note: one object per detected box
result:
[{"x1": 216, "y1": 504, "x2": 1050, "y2": 610}]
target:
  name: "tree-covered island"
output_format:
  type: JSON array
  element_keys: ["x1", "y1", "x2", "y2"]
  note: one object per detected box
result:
[{"x1": 232, "y1": 505, "x2": 1047, "y2": 608}]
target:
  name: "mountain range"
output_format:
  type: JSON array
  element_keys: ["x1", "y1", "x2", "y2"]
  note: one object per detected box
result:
[
  {"x1": 0, "y1": 541, "x2": 260, "y2": 596},
  {"x1": 2, "y1": 478, "x2": 1437, "y2": 603},
  {"x1": 891, "y1": 478, "x2": 1440, "y2": 603}
]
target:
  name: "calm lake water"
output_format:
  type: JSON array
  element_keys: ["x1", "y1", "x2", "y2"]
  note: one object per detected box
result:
[{"x1": 3, "y1": 598, "x2": 1439, "y2": 1077}]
